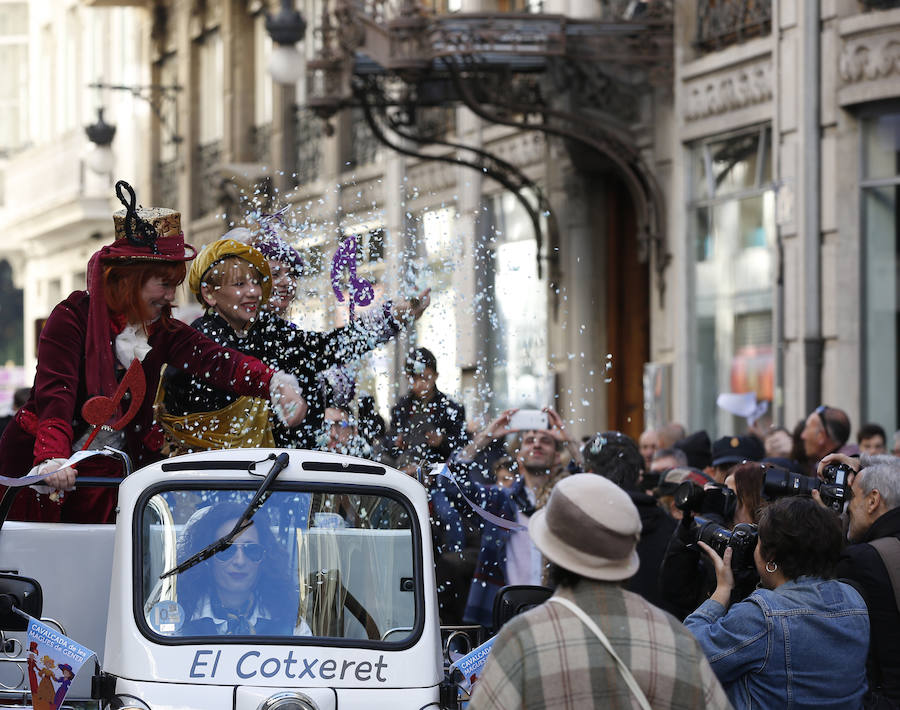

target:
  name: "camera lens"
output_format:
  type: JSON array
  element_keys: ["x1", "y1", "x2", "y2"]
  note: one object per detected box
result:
[
  {"x1": 697, "y1": 519, "x2": 732, "y2": 557},
  {"x1": 674, "y1": 481, "x2": 705, "y2": 513},
  {"x1": 762, "y1": 468, "x2": 817, "y2": 499}
]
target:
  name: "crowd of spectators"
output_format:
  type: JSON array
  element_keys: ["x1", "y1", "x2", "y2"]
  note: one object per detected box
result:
[
  {"x1": 6, "y1": 190, "x2": 900, "y2": 708},
  {"x1": 354, "y1": 376, "x2": 900, "y2": 709}
]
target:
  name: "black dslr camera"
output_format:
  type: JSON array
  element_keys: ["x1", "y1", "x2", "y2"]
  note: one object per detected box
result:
[
  {"x1": 674, "y1": 481, "x2": 757, "y2": 571},
  {"x1": 691, "y1": 518, "x2": 759, "y2": 572},
  {"x1": 762, "y1": 462, "x2": 852, "y2": 512},
  {"x1": 674, "y1": 481, "x2": 737, "y2": 521}
]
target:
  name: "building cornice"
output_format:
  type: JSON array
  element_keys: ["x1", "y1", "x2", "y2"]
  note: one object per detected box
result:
[
  {"x1": 677, "y1": 36, "x2": 773, "y2": 140},
  {"x1": 838, "y1": 8, "x2": 900, "y2": 107},
  {"x1": 683, "y1": 58, "x2": 773, "y2": 123}
]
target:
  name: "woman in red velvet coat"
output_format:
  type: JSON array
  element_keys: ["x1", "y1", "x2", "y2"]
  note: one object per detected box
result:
[{"x1": 0, "y1": 182, "x2": 306, "y2": 523}]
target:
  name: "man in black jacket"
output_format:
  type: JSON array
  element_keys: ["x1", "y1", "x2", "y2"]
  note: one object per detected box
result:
[
  {"x1": 388, "y1": 347, "x2": 466, "y2": 473},
  {"x1": 581, "y1": 431, "x2": 677, "y2": 615},
  {"x1": 833, "y1": 453, "x2": 900, "y2": 706}
]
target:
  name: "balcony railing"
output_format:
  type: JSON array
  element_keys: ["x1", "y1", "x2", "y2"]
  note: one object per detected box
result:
[
  {"x1": 695, "y1": 0, "x2": 771, "y2": 53},
  {"x1": 294, "y1": 107, "x2": 322, "y2": 186},
  {"x1": 195, "y1": 139, "x2": 222, "y2": 218},
  {"x1": 417, "y1": 107, "x2": 456, "y2": 140}
]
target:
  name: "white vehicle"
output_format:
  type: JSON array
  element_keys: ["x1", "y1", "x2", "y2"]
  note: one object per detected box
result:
[{"x1": 0, "y1": 448, "x2": 497, "y2": 710}]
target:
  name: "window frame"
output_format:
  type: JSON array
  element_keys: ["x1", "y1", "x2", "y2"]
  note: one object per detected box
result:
[
  {"x1": 686, "y1": 124, "x2": 776, "y2": 435},
  {"x1": 858, "y1": 107, "x2": 900, "y2": 428}
]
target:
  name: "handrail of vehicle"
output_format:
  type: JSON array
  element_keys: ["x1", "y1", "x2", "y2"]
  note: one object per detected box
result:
[
  {"x1": 0, "y1": 477, "x2": 125, "y2": 532},
  {"x1": 301, "y1": 460, "x2": 386, "y2": 475},
  {"x1": 160, "y1": 460, "x2": 260, "y2": 472},
  {"x1": 381, "y1": 625, "x2": 414, "y2": 641}
]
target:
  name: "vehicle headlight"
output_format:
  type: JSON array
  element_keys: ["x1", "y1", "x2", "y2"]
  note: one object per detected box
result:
[
  {"x1": 257, "y1": 691, "x2": 318, "y2": 710},
  {"x1": 106, "y1": 695, "x2": 151, "y2": 710}
]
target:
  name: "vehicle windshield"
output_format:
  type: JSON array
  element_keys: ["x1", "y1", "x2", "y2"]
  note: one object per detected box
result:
[{"x1": 139, "y1": 485, "x2": 418, "y2": 645}]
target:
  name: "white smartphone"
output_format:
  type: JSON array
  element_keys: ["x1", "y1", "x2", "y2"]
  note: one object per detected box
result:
[{"x1": 508, "y1": 409, "x2": 549, "y2": 432}]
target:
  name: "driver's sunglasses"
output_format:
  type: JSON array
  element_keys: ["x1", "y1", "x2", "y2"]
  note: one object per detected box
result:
[{"x1": 216, "y1": 542, "x2": 265, "y2": 564}]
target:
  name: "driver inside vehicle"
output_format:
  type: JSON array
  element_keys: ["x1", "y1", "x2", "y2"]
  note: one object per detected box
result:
[{"x1": 177, "y1": 503, "x2": 310, "y2": 636}]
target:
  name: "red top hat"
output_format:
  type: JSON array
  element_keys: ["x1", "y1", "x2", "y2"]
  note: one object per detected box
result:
[{"x1": 85, "y1": 181, "x2": 196, "y2": 399}]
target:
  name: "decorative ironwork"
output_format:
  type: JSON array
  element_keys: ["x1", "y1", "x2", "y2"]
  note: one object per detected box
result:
[
  {"x1": 695, "y1": 0, "x2": 772, "y2": 53},
  {"x1": 156, "y1": 157, "x2": 179, "y2": 212},
  {"x1": 354, "y1": 73, "x2": 559, "y2": 279},
  {"x1": 417, "y1": 106, "x2": 456, "y2": 138},
  {"x1": 195, "y1": 139, "x2": 222, "y2": 217},
  {"x1": 89, "y1": 81, "x2": 183, "y2": 146},
  {"x1": 295, "y1": 106, "x2": 323, "y2": 185},
  {"x1": 305, "y1": 0, "x2": 674, "y2": 302},
  {"x1": 350, "y1": 107, "x2": 380, "y2": 166},
  {"x1": 249, "y1": 122, "x2": 272, "y2": 164}
]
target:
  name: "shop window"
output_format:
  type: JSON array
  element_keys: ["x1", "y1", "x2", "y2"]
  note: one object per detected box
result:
[
  {"x1": 688, "y1": 126, "x2": 775, "y2": 436},
  {"x1": 861, "y1": 114, "x2": 900, "y2": 432}
]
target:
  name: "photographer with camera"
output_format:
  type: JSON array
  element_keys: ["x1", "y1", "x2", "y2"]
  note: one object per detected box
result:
[
  {"x1": 660, "y1": 454, "x2": 857, "y2": 620},
  {"x1": 829, "y1": 453, "x2": 900, "y2": 707},
  {"x1": 658, "y1": 461, "x2": 760, "y2": 620},
  {"x1": 684, "y1": 496, "x2": 870, "y2": 710}
]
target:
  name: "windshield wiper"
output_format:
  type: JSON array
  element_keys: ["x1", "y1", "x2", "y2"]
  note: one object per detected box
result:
[{"x1": 159, "y1": 452, "x2": 290, "y2": 579}]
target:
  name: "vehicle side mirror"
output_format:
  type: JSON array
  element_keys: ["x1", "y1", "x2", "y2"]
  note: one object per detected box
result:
[
  {"x1": 491, "y1": 584, "x2": 552, "y2": 633},
  {"x1": 0, "y1": 573, "x2": 43, "y2": 631}
]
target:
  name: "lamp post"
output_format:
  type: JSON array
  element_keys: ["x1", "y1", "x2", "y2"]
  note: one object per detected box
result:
[
  {"x1": 84, "y1": 107, "x2": 117, "y2": 175},
  {"x1": 266, "y1": 0, "x2": 306, "y2": 85}
]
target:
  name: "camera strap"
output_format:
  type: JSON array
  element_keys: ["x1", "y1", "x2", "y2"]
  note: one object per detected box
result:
[
  {"x1": 547, "y1": 596, "x2": 652, "y2": 710},
  {"x1": 867, "y1": 537, "x2": 900, "y2": 615}
]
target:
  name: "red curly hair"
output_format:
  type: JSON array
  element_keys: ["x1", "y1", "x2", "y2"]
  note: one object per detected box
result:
[{"x1": 103, "y1": 261, "x2": 187, "y2": 326}]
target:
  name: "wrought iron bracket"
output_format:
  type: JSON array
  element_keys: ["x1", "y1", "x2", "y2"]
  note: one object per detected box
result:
[
  {"x1": 89, "y1": 81, "x2": 183, "y2": 147},
  {"x1": 353, "y1": 76, "x2": 560, "y2": 289}
]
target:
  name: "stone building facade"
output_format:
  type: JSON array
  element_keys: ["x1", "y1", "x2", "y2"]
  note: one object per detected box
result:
[{"x1": 665, "y1": 0, "x2": 900, "y2": 440}]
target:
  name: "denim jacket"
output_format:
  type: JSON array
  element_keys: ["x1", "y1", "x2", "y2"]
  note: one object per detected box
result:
[{"x1": 684, "y1": 576, "x2": 869, "y2": 710}]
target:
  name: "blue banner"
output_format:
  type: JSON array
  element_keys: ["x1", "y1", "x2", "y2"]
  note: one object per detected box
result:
[
  {"x1": 26, "y1": 616, "x2": 95, "y2": 710},
  {"x1": 449, "y1": 636, "x2": 495, "y2": 693}
]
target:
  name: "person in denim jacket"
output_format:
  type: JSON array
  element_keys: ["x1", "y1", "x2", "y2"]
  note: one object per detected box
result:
[{"x1": 684, "y1": 496, "x2": 870, "y2": 710}]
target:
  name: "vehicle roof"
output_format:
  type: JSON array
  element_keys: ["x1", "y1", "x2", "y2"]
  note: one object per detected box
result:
[{"x1": 120, "y1": 448, "x2": 428, "y2": 502}]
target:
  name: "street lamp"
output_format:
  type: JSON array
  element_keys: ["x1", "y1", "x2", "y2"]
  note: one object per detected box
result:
[
  {"x1": 84, "y1": 107, "x2": 117, "y2": 175},
  {"x1": 266, "y1": 0, "x2": 306, "y2": 85}
]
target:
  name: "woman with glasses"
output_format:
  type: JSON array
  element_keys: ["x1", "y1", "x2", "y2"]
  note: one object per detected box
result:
[{"x1": 178, "y1": 503, "x2": 307, "y2": 636}]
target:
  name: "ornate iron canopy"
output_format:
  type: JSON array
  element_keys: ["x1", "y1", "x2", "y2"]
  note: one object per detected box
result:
[{"x1": 306, "y1": 0, "x2": 674, "y2": 301}]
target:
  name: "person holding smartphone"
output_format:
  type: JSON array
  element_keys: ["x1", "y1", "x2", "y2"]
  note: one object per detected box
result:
[{"x1": 435, "y1": 406, "x2": 581, "y2": 627}]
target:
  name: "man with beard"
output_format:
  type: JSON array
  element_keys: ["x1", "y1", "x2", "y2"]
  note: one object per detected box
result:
[{"x1": 434, "y1": 407, "x2": 578, "y2": 627}]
